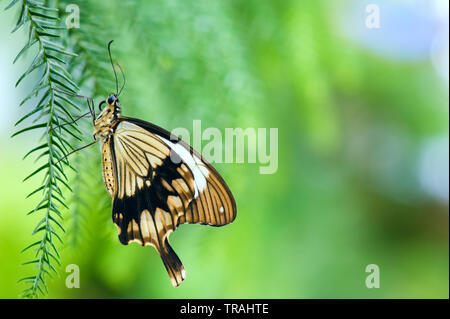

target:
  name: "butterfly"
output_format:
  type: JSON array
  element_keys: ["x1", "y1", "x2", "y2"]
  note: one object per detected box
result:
[{"x1": 62, "y1": 41, "x2": 236, "y2": 287}]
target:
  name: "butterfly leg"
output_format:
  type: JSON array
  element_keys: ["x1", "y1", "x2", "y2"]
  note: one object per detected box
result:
[{"x1": 56, "y1": 139, "x2": 98, "y2": 164}]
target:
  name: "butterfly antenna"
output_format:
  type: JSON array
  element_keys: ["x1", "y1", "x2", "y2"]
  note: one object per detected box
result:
[
  {"x1": 107, "y1": 40, "x2": 119, "y2": 94},
  {"x1": 117, "y1": 63, "x2": 126, "y2": 96}
]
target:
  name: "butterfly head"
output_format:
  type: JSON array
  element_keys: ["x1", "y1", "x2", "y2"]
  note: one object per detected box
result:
[
  {"x1": 98, "y1": 94, "x2": 121, "y2": 112},
  {"x1": 107, "y1": 94, "x2": 120, "y2": 107}
]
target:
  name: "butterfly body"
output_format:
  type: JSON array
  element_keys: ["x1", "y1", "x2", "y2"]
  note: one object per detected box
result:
[
  {"x1": 92, "y1": 94, "x2": 236, "y2": 287},
  {"x1": 101, "y1": 140, "x2": 116, "y2": 197}
]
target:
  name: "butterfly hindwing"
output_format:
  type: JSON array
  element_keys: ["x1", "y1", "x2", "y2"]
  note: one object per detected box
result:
[{"x1": 102, "y1": 119, "x2": 236, "y2": 286}]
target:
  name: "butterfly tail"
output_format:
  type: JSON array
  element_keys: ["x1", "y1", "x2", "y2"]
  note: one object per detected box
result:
[{"x1": 159, "y1": 238, "x2": 186, "y2": 287}]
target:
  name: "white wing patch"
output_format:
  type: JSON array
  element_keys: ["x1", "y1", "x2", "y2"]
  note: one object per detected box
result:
[{"x1": 160, "y1": 136, "x2": 208, "y2": 197}]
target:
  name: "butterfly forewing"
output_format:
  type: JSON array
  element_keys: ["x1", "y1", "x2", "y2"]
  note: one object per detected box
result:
[{"x1": 101, "y1": 119, "x2": 236, "y2": 287}]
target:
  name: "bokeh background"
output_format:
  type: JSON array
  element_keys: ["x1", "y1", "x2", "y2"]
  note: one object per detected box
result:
[{"x1": 0, "y1": 0, "x2": 448, "y2": 298}]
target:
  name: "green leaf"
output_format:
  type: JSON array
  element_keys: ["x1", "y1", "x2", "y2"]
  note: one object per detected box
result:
[
  {"x1": 23, "y1": 143, "x2": 47, "y2": 160},
  {"x1": 4, "y1": 0, "x2": 20, "y2": 10},
  {"x1": 54, "y1": 92, "x2": 82, "y2": 111},
  {"x1": 14, "y1": 104, "x2": 45, "y2": 126},
  {"x1": 32, "y1": 218, "x2": 48, "y2": 235},
  {"x1": 36, "y1": 30, "x2": 60, "y2": 38},
  {"x1": 48, "y1": 240, "x2": 60, "y2": 258},
  {"x1": 19, "y1": 82, "x2": 47, "y2": 106},
  {"x1": 20, "y1": 241, "x2": 42, "y2": 254},
  {"x1": 26, "y1": 185, "x2": 45, "y2": 198},
  {"x1": 49, "y1": 228, "x2": 63, "y2": 243},
  {"x1": 15, "y1": 53, "x2": 44, "y2": 87},
  {"x1": 50, "y1": 68, "x2": 79, "y2": 90},
  {"x1": 53, "y1": 134, "x2": 72, "y2": 154},
  {"x1": 29, "y1": 10, "x2": 59, "y2": 21},
  {"x1": 46, "y1": 53, "x2": 66, "y2": 65},
  {"x1": 11, "y1": 4, "x2": 26, "y2": 33},
  {"x1": 55, "y1": 175, "x2": 72, "y2": 192},
  {"x1": 11, "y1": 123, "x2": 47, "y2": 138},
  {"x1": 18, "y1": 276, "x2": 38, "y2": 283},
  {"x1": 52, "y1": 162, "x2": 68, "y2": 180},
  {"x1": 53, "y1": 101, "x2": 77, "y2": 123},
  {"x1": 51, "y1": 77, "x2": 78, "y2": 94},
  {"x1": 34, "y1": 149, "x2": 51, "y2": 162},
  {"x1": 34, "y1": 90, "x2": 51, "y2": 110},
  {"x1": 23, "y1": 163, "x2": 50, "y2": 182},
  {"x1": 54, "y1": 121, "x2": 82, "y2": 141},
  {"x1": 45, "y1": 45, "x2": 77, "y2": 57},
  {"x1": 52, "y1": 194, "x2": 69, "y2": 209},
  {"x1": 28, "y1": 3, "x2": 59, "y2": 12},
  {"x1": 21, "y1": 260, "x2": 41, "y2": 266},
  {"x1": 14, "y1": 39, "x2": 38, "y2": 63},
  {"x1": 46, "y1": 251, "x2": 61, "y2": 266}
]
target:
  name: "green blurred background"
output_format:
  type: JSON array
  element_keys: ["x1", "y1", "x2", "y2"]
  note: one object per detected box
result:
[{"x1": 0, "y1": 0, "x2": 448, "y2": 298}]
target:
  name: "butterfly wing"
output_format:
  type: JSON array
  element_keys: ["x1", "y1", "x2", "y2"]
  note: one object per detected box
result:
[{"x1": 103, "y1": 118, "x2": 236, "y2": 287}]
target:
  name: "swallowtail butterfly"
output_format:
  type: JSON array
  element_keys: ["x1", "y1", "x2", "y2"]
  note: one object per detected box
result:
[{"x1": 65, "y1": 41, "x2": 236, "y2": 287}]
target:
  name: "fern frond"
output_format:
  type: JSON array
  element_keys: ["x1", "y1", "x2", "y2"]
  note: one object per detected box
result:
[{"x1": 7, "y1": 0, "x2": 82, "y2": 299}]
